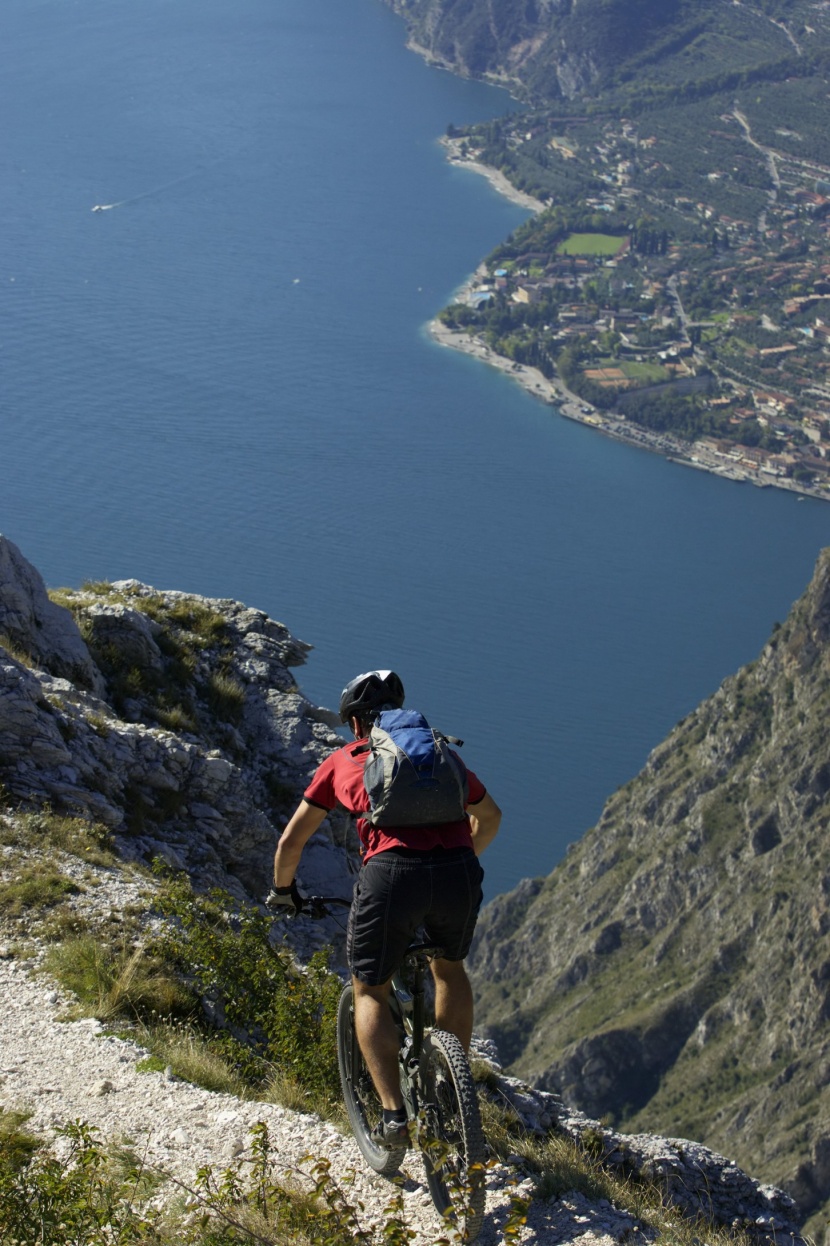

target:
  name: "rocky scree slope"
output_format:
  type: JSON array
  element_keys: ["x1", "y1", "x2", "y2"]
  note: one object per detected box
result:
[
  {"x1": 0, "y1": 534, "x2": 803, "y2": 1241},
  {"x1": 469, "y1": 546, "x2": 830, "y2": 1237}
]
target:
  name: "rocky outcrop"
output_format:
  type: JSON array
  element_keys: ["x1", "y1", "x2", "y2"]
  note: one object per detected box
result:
[
  {"x1": 469, "y1": 547, "x2": 830, "y2": 1237},
  {"x1": 0, "y1": 538, "x2": 105, "y2": 695},
  {"x1": 0, "y1": 535, "x2": 352, "y2": 910}
]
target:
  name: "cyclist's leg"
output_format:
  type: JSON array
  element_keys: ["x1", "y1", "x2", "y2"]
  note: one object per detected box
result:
[
  {"x1": 430, "y1": 957, "x2": 473, "y2": 1051},
  {"x1": 422, "y1": 849, "x2": 483, "y2": 1051},
  {"x1": 347, "y1": 853, "x2": 427, "y2": 1110},
  {"x1": 352, "y1": 977, "x2": 404, "y2": 1110}
]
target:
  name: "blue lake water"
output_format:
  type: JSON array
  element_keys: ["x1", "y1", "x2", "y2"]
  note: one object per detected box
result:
[{"x1": 2, "y1": 0, "x2": 828, "y2": 900}]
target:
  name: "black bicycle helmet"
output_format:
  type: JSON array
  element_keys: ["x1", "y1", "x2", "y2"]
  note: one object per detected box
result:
[{"x1": 339, "y1": 670, "x2": 405, "y2": 723}]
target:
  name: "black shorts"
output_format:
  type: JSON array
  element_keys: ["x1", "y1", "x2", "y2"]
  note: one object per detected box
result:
[{"x1": 346, "y1": 847, "x2": 484, "y2": 987}]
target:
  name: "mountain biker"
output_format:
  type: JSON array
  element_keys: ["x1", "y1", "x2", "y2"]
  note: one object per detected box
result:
[{"x1": 270, "y1": 669, "x2": 501, "y2": 1147}]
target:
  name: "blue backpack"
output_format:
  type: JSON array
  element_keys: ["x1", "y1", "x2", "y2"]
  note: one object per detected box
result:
[{"x1": 361, "y1": 709, "x2": 469, "y2": 827}]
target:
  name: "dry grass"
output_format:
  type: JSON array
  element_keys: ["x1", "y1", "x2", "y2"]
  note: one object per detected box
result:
[{"x1": 44, "y1": 935, "x2": 192, "y2": 1022}]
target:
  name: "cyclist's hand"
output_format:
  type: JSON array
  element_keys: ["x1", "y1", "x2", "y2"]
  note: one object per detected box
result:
[{"x1": 265, "y1": 881, "x2": 305, "y2": 916}]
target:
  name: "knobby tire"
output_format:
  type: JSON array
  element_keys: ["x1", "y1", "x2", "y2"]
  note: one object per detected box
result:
[
  {"x1": 419, "y1": 1029, "x2": 486, "y2": 1242},
  {"x1": 336, "y1": 984, "x2": 407, "y2": 1176}
]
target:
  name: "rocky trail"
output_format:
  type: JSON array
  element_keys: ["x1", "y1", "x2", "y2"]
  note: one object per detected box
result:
[
  {"x1": 0, "y1": 842, "x2": 800, "y2": 1245},
  {"x1": 0, "y1": 934, "x2": 637, "y2": 1245}
]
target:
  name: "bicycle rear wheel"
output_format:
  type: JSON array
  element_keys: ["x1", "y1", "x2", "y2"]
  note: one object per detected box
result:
[
  {"x1": 336, "y1": 984, "x2": 408, "y2": 1176},
  {"x1": 418, "y1": 1029, "x2": 486, "y2": 1241}
]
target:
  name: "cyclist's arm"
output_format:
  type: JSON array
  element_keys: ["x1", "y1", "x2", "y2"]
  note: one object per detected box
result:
[
  {"x1": 273, "y1": 799, "x2": 328, "y2": 887},
  {"x1": 467, "y1": 791, "x2": 501, "y2": 856}
]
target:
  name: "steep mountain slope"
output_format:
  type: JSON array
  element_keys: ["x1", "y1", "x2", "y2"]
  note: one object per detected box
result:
[
  {"x1": 382, "y1": 0, "x2": 803, "y2": 100},
  {"x1": 469, "y1": 547, "x2": 830, "y2": 1230}
]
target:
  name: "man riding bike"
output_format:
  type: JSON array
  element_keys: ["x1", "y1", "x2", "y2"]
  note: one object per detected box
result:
[{"x1": 270, "y1": 670, "x2": 501, "y2": 1147}]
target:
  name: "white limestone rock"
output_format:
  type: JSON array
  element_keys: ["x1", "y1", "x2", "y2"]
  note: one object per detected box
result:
[
  {"x1": 82, "y1": 602, "x2": 165, "y2": 675},
  {"x1": 0, "y1": 541, "x2": 349, "y2": 915},
  {"x1": 0, "y1": 535, "x2": 104, "y2": 694}
]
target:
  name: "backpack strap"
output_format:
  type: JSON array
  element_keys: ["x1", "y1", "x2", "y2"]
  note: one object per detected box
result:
[{"x1": 353, "y1": 732, "x2": 462, "y2": 752}]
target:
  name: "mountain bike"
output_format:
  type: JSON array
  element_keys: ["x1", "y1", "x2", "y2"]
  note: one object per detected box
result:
[{"x1": 302, "y1": 895, "x2": 487, "y2": 1242}]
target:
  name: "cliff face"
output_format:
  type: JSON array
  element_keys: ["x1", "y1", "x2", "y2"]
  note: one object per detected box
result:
[
  {"x1": 0, "y1": 534, "x2": 354, "y2": 917},
  {"x1": 469, "y1": 547, "x2": 830, "y2": 1231},
  {"x1": 382, "y1": 0, "x2": 695, "y2": 98}
]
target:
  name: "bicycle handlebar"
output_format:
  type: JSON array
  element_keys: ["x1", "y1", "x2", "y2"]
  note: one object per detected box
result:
[{"x1": 301, "y1": 894, "x2": 352, "y2": 919}]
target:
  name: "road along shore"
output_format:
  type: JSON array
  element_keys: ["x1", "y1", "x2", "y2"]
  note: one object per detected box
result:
[{"x1": 428, "y1": 315, "x2": 830, "y2": 501}]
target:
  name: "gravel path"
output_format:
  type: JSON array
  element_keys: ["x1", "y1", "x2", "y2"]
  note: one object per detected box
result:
[{"x1": 0, "y1": 953, "x2": 644, "y2": 1244}]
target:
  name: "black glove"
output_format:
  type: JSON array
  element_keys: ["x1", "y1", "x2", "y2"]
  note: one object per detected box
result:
[{"x1": 265, "y1": 881, "x2": 305, "y2": 916}]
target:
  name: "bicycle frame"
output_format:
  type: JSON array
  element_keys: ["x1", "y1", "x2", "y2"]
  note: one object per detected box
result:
[{"x1": 387, "y1": 943, "x2": 444, "y2": 1120}]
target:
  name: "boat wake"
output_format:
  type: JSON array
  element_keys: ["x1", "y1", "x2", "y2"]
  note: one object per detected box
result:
[{"x1": 89, "y1": 162, "x2": 225, "y2": 216}]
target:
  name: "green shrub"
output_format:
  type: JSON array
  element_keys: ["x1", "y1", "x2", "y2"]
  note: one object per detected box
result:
[
  {"x1": 0, "y1": 1119, "x2": 162, "y2": 1244},
  {"x1": 204, "y1": 671, "x2": 246, "y2": 724},
  {"x1": 155, "y1": 701, "x2": 199, "y2": 733},
  {"x1": 154, "y1": 877, "x2": 342, "y2": 1111},
  {"x1": 3, "y1": 1087, "x2": 500, "y2": 1243},
  {"x1": 36, "y1": 904, "x2": 92, "y2": 944},
  {"x1": 0, "y1": 1109, "x2": 41, "y2": 1173},
  {"x1": 10, "y1": 809, "x2": 116, "y2": 865},
  {"x1": 0, "y1": 1118, "x2": 465, "y2": 1244},
  {"x1": 80, "y1": 580, "x2": 116, "y2": 596},
  {"x1": 0, "y1": 633, "x2": 34, "y2": 667},
  {"x1": 164, "y1": 598, "x2": 229, "y2": 645}
]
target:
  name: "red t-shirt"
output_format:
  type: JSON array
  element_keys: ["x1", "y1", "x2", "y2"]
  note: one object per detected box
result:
[{"x1": 304, "y1": 738, "x2": 486, "y2": 862}]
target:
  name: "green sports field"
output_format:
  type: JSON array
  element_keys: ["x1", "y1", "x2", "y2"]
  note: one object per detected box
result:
[{"x1": 556, "y1": 233, "x2": 628, "y2": 256}]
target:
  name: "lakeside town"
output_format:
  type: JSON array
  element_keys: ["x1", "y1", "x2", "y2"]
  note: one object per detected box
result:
[{"x1": 434, "y1": 101, "x2": 830, "y2": 501}]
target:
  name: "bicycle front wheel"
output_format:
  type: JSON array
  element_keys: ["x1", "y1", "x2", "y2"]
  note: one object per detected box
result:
[
  {"x1": 336, "y1": 984, "x2": 408, "y2": 1176},
  {"x1": 418, "y1": 1029, "x2": 486, "y2": 1241}
]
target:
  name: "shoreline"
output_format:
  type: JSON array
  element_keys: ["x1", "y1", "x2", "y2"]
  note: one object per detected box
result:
[
  {"x1": 428, "y1": 317, "x2": 830, "y2": 502},
  {"x1": 430, "y1": 149, "x2": 830, "y2": 504},
  {"x1": 440, "y1": 136, "x2": 546, "y2": 214}
]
